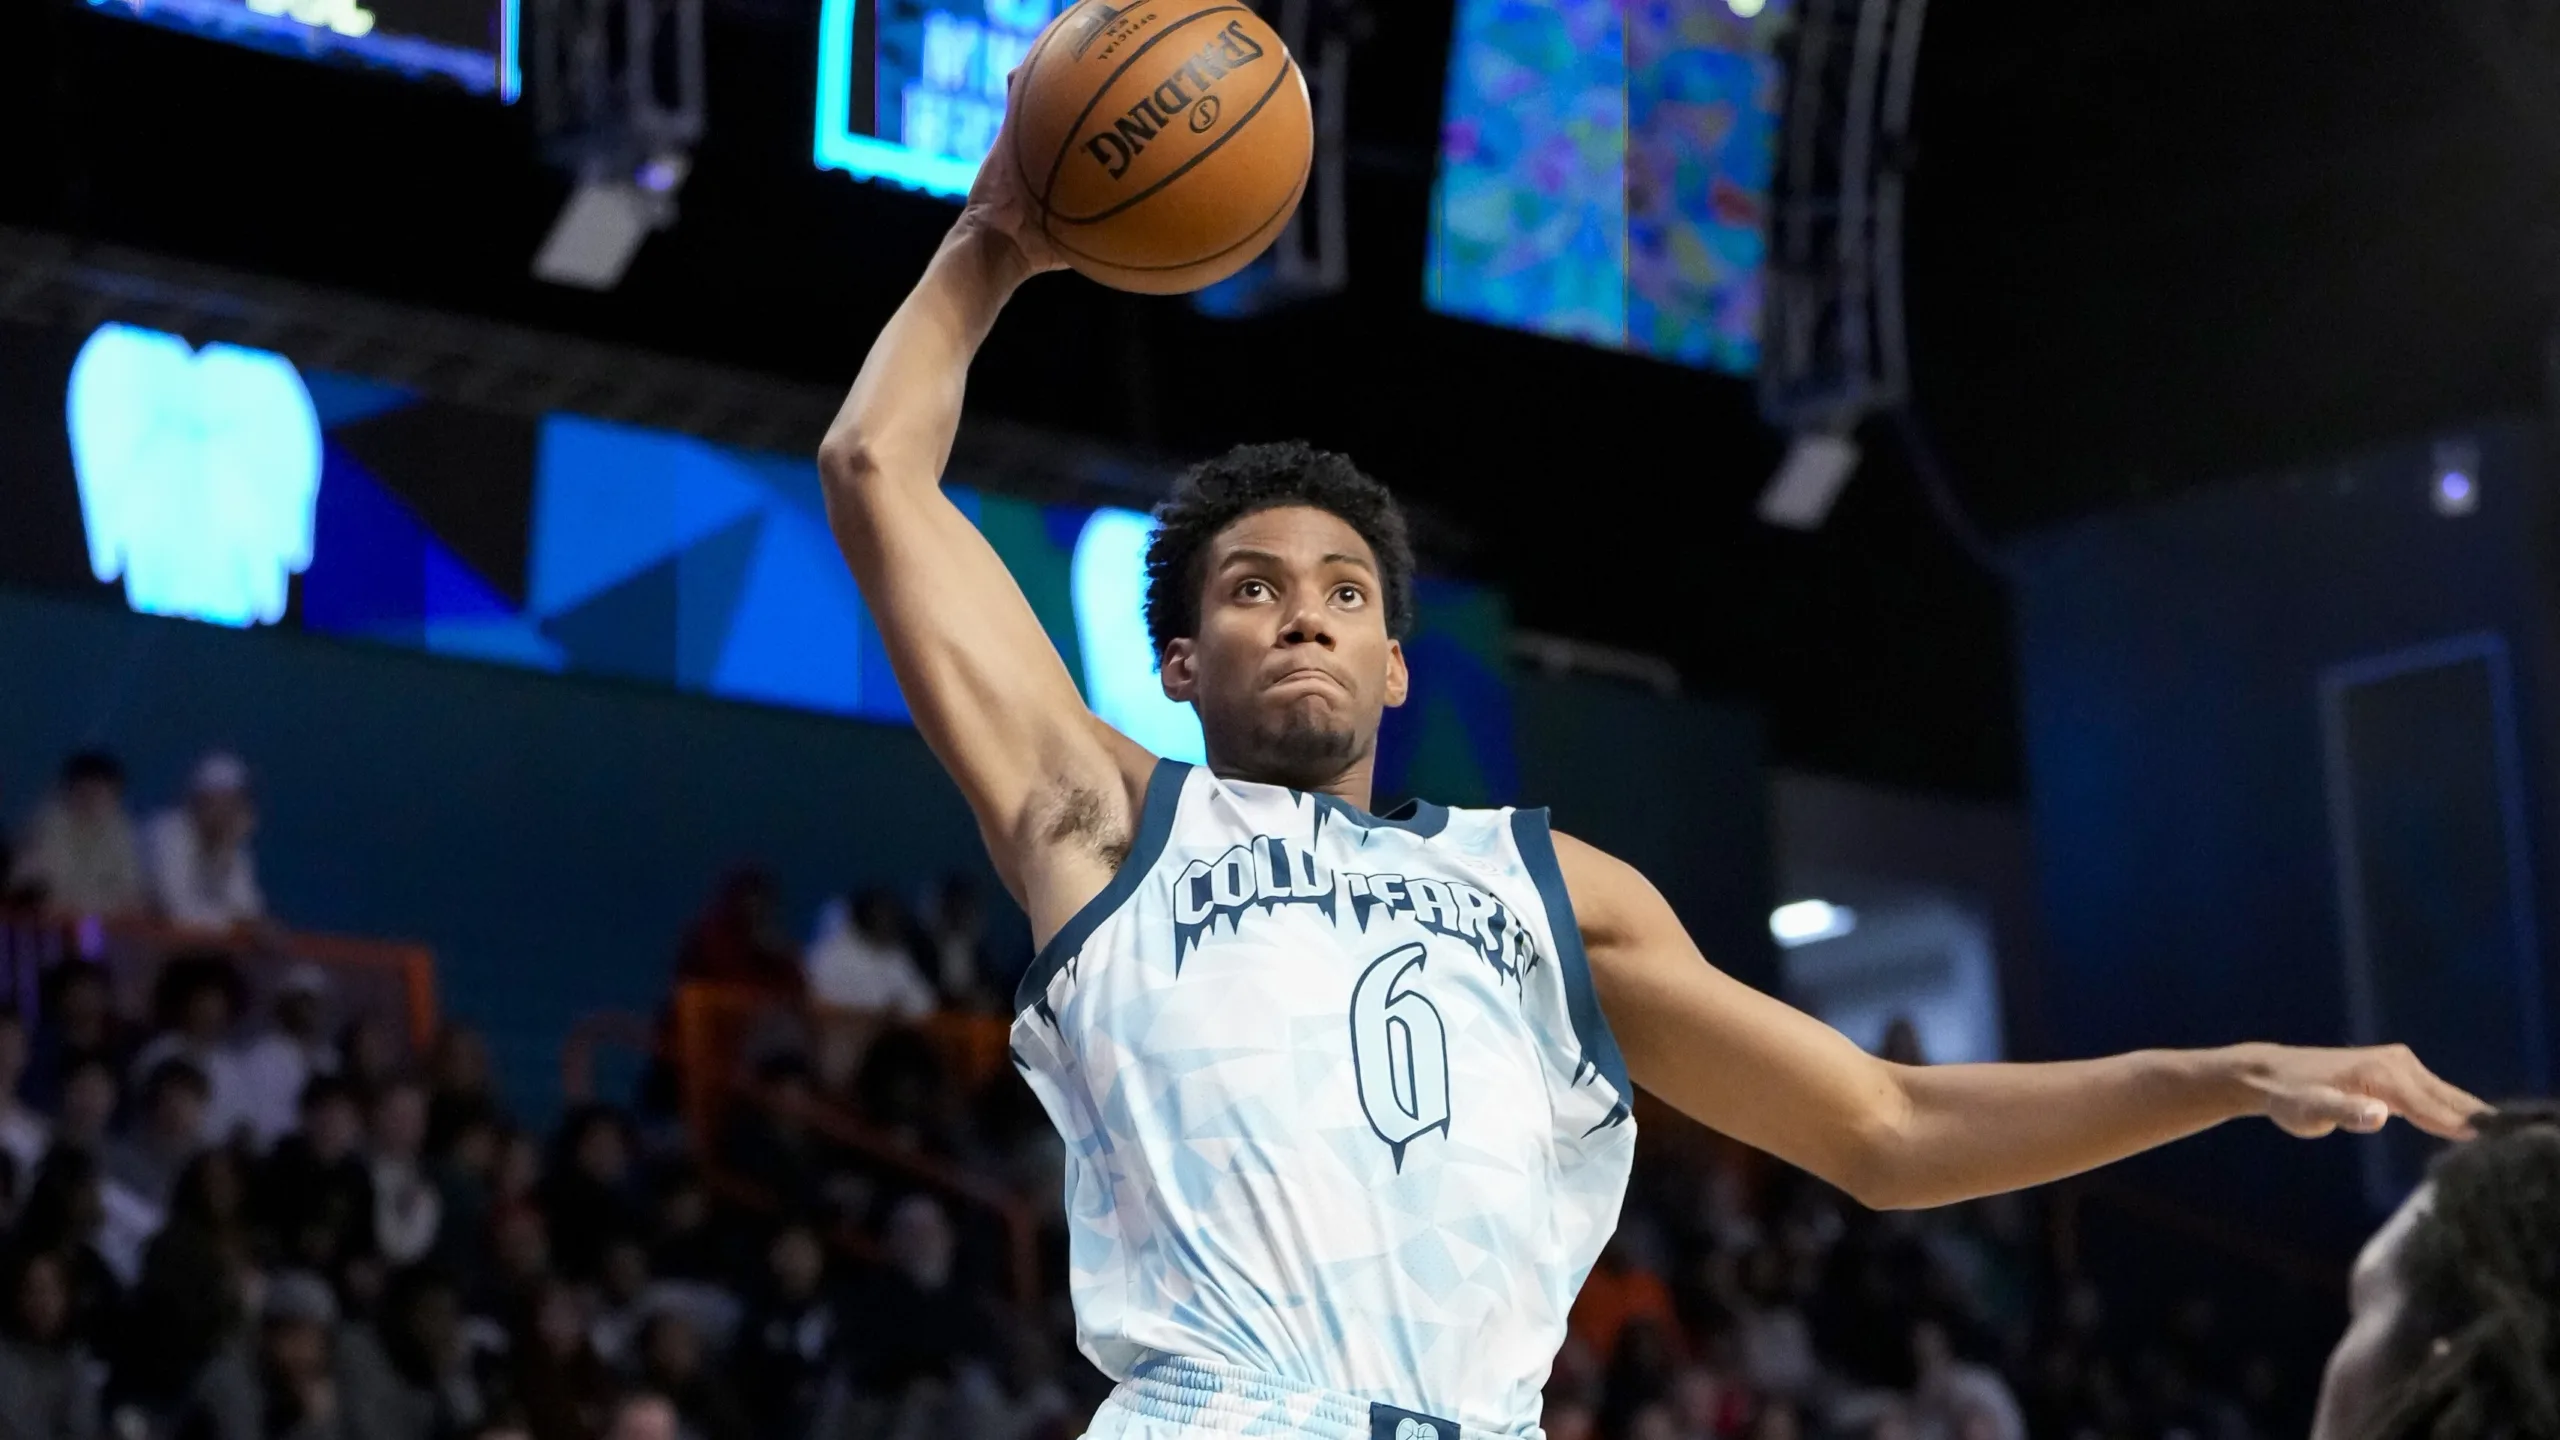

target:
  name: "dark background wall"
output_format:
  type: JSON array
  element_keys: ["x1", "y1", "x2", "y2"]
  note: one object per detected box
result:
[
  {"x1": 2, "y1": 591, "x2": 1779, "y2": 1116},
  {"x1": 1516, "y1": 672, "x2": 1776, "y2": 996},
  {"x1": 2009, "y1": 416, "x2": 2560, "y2": 1262}
]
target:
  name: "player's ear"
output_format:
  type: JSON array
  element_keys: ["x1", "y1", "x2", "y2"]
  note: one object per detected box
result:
[
  {"x1": 1160, "y1": 639, "x2": 1198, "y2": 702},
  {"x1": 1382, "y1": 639, "x2": 1409, "y2": 709}
]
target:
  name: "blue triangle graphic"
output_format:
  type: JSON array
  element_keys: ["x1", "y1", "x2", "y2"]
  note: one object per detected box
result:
[
  {"x1": 542, "y1": 550, "x2": 682, "y2": 684},
  {"x1": 709, "y1": 506, "x2": 868, "y2": 717},
  {"x1": 674, "y1": 512, "x2": 767, "y2": 688},
  {"x1": 528, "y1": 415, "x2": 772, "y2": 617},
  {"x1": 303, "y1": 371, "x2": 418, "y2": 429},
  {"x1": 425, "y1": 618, "x2": 567, "y2": 671}
]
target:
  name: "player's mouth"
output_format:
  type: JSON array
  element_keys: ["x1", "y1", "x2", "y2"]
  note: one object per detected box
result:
[{"x1": 1265, "y1": 666, "x2": 1349, "y2": 698}]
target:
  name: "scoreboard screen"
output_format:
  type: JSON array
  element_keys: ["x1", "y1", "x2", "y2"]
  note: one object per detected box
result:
[
  {"x1": 83, "y1": 0, "x2": 519, "y2": 98},
  {"x1": 816, "y1": 0, "x2": 1060, "y2": 198}
]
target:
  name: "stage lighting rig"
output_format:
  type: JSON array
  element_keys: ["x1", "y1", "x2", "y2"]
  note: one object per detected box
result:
[
  {"x1": 1755, "y1": 0, "x2": 1925, "y2": 529},
  {"x1": 527, "y1": 0, "x2": 706, "y2": 289}
]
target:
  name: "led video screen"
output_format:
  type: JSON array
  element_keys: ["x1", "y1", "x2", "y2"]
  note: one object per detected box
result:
[
  {"x1": 816, "y1": 0, "x2": 1060, "y2": 198},
  {"x1": 81, "y1": 0, "x2": 520, "y2": 99},
  {"x1": 1425, "y1": 0, "x2": 1782, "y2": 374},
  {"x1": 0, "y1": 320, "x2": 1523, "y2": 804}
]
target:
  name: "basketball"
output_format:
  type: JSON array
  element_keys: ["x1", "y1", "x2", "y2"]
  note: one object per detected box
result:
[{"x1": 1008, "y1": 0, "x2": 1313, "y2": 295}]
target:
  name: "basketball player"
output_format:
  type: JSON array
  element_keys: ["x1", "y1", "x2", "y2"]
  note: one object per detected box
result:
[
  {"x1": 2311, "y1": 1101, "x2": 2558, "y2": 1440},
  {"x1": 814, "y1": 102, "x2": 2490, "y2": 1440}
]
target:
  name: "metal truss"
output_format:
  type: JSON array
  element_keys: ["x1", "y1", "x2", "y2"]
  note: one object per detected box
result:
[
  {"x1": 1759, "y1": 0, "x2": 1928, "y2": 432},
  {"x1": 0, "y1": 225, "x2": 1179, "y2": 506}
]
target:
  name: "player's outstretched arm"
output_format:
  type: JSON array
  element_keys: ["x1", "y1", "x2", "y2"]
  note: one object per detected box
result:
[
  {"x1": 818, "y1": 139, "x2": 1151, "y2": 942},
  {"x1": 1554, "y1": 831, "x2": 2490, "y2": 1211}
]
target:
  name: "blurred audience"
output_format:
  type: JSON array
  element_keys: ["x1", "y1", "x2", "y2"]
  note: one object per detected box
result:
[
  {"x1": 804, "y1": 888, "x2": 936, "y2": 1019},
  {"x1": 239, "y1": 964, "x2": 339, "y2": 1151},
  {"x1": 142, "y1": 752, "x2": 267, "y2": 935},
  {"x1": 9, "y1": 751, "x2": 144, "y2": 920},
  {"x1": 674, "y1": 870, "x2": 801, "y2": 999}
]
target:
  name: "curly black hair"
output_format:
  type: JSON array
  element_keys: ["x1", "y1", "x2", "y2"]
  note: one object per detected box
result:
[
  {"x1": 2361, "y1": 1101, "x2": 2560, "y2": 1440},
  {"x1": 1143, "y1": 440, "x2": 1416, "y2": 656}
]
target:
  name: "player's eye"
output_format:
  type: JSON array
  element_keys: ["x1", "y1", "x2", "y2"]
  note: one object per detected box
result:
[
  {"x1": 1332, "y1": 584, "x2": 1366, "y2": 608},
  {"x1": 1236, "y1": 579, "x2": 1273, "y2": 602}
]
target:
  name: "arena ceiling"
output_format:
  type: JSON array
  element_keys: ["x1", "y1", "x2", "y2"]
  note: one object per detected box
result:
[{"x1": 1, "y1": 0, "x2": 2550, "y2": 795}]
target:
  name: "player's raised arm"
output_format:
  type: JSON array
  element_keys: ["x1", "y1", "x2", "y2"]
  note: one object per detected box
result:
[
  {"x1": 1553, "y1": 831, "x2": 2490, "y2": 1211},
  {"x1": 816, "y1": 127, "x2": 1150, "y2": 940}
]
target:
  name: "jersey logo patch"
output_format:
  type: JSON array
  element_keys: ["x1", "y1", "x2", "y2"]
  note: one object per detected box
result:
[{"x1": 1348, "y1": 943, "x2": 1452, "y2": 1171}]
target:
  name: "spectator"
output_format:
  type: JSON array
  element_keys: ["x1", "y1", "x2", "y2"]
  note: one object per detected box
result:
[
  {"x1": 430, "y1": 1112, "x2": 505, "y2": 1283},
  {"x1": 538, "y1": 1107, "x2": 642, "y2": 1284},
  {"x1": 336, "y1": 1018, "x2": 399, "y2": 1109},
  {"x1": 186, "y1": 1269, "x2": 366, "y2": 1440},
  {"x1": 600, "y1": 1393, "x2": 677, "y2": 1440},
  {"x1": 0, "y1": 1248, "x2": 98, "y2": 1440},
  {"x1": 922, "y1": 873, "x2": 1003, "y2": 1012},
  {"x1": 736, "y1": 1219, "x2": 842, "y2": 1440},
  {"x1": 641, "y1": 1164, "x2": 724, "y2": 1285},
  {"x1": 1910, "y1": 1319, "x2": 2026, "y2": 1440},
  {"x1": 805, "y1": 888, "x2": 935, "y2": 1019},
  {"x1": 720, "y1": 1055, "x2": 842, "y2": 1222},
  {"x1": 584, "y1": 1238, "x2": 657, "y2": 1369},
  {"x1": 426, "y1": 1027, "x2": 501, "y2": 1158},
  {"x1": 259, "y1": 1075, "x2": 376, "y2": 1275},
  {"x1": 0, "y1": 1009, "x2": 54, "y2": 1176},
  {"x1": 370, "y1": 1079, "x2": 443, "y2": 1267},
  {"x1": 142, "y1": 752, "x2": 267, "y2": 935},
  {"x1": 377, "y1": 1266, "x2": 501, "y2": 1440},
  {"x1": 509, "y1": 1281, "x2": 616, "y2": 1440},
  {"x1": 634, "y1": 1311, "x2": 752, "y2": 1440},
  {"x1": 10, "y1": 1148, "x2": 124, "y2": 1348},
  {"x1": 237, "y1": 965, "x2": 338, "y2": 1151},
  {"x1": 673, "y1": 870, "x2": 802, "y2": 998},
  {"x1": 9, "y1": 751, "x2": 144, "y2": 920},
  {"x1": 839, "y1": 1194, "x2": 998, "y2": 1395},
  {"x1": 117, "y1": 1149, "x2": 255, "y2": 1420},
  {"x1": 102, "y1": 1055, "x2": 209, "y2": 1211},
  {"x1": 24, "y1": 965, "x2": 125, "y2": 1115},
  {"x1": 128, "y1": 952, "x2": 253, "y2": 1149}
]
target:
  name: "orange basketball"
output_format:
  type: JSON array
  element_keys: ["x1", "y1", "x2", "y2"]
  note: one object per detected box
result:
[{"x1": 1008, "y1": 0, "x2": 1312, "y2": 295}]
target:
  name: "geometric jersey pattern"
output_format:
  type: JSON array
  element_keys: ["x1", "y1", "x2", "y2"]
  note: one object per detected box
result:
[{"x1": 1011, "y1": 762, "x2": 1635, "y2": 1436}]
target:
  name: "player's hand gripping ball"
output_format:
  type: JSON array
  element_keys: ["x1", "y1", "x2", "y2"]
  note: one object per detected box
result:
[{"x1": 1003, "y1": 0, "x2": 1313, "y2": 295}]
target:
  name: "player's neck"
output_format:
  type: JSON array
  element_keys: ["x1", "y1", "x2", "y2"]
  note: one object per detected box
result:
[{"x1": 1205, "y1": 752, "x2": 1376, "y2": 813}]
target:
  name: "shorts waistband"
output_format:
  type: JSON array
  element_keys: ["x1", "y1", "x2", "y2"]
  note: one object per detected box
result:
[{"x1": 1103, "y1": 1354, "x2": 1524, "y2": 1440}]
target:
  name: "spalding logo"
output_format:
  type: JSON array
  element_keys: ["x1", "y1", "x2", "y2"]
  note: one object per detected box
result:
[
  {"x1": 1082, "y1": 18, "x2": 1266, "y2": 180},
  {"x1": 1188, "y1": 94, "x2": 1221, "y2": 132}
]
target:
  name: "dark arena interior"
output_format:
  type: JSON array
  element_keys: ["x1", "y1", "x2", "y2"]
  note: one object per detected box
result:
[{"x1": 0, "y1": 2, "x2": 2555, "y2": 1438}]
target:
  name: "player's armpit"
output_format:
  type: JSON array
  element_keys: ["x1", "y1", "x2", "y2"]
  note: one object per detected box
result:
[
  {"x1": 819, "y1": 226, "x2": 1151, "y2": 945},
  {"x1": 1552, "y1": 830, "x2": 1914, "y2": 1207}
]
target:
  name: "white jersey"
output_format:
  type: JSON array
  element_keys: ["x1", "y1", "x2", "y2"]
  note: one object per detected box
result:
[{"x1": 1011, "y1": 761, "x2": 1637, "y2": 1436}]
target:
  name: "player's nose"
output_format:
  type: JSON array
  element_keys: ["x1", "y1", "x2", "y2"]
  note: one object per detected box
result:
[{"x1": 1279, "y1": 603, "x2": 1335, "y2": 648}]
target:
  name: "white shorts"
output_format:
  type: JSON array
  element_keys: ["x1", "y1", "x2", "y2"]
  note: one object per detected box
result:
[{"x1": 1085, "y1": 1354, "x2": 1526, "y2": 1440}]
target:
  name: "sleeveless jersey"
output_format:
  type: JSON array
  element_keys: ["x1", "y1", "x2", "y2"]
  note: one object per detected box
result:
[{"x1": 1010, "y1": 761, "x2": 1638, "y2": 1435}]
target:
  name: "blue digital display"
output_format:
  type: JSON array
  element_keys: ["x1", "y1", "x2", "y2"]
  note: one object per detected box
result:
[
  {"x1": 815, "y1": 0, "x2": 1061, "y2": 198},
  {"x1": 65, "y1": 324, "x2": 324, "y2": 629},
  {"x1": 84, "y1": 0, "x2": 520, "y2": 99}
]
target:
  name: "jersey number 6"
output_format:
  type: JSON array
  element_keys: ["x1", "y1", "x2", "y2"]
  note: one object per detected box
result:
[{"x1": 1349, "y1": 942, "x2": 1453, "y2": 1171}]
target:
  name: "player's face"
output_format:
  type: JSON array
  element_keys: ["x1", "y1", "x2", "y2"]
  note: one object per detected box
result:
[
  {"x1": 2310, "y1": 1182, "x2": 2433, "y2": 1440},
  {"x1": 1162, "y1": 505, "x2": 1409, "y2": 791}
]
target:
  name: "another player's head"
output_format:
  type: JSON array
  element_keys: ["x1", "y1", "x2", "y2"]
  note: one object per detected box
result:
[
  {"x1": 2311, "y1": 1101, "x2": 2560, "y2": 1440},
  {"x1": 1146, "y1": 440, "x2": 1417, "y2": 790}
]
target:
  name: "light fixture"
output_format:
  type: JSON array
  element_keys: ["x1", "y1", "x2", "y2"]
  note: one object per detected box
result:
[
  {"x1": 1771, "y1": 899, "x2": 1857, "y2": 948},
  {"x1": 2431, "y1": 437, "x2": 2480, "y2": 518},
  {"x1": 1757, "y1": 431, "x2": 1861, "y2": 531}
]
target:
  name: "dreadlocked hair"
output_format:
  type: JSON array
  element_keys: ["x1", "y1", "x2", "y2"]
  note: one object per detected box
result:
[
  {"x1": 2361, "y1": 1101, "x2": 2560, "y2": 1440},
  {"x1": 1142, "y1": 440, "x2": 1417, "y2": 657}
]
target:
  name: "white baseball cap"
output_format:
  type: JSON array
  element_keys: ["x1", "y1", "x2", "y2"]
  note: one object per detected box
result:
[{"x1": 190, "y1": 752, "x2": 250, "y2": 796}]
